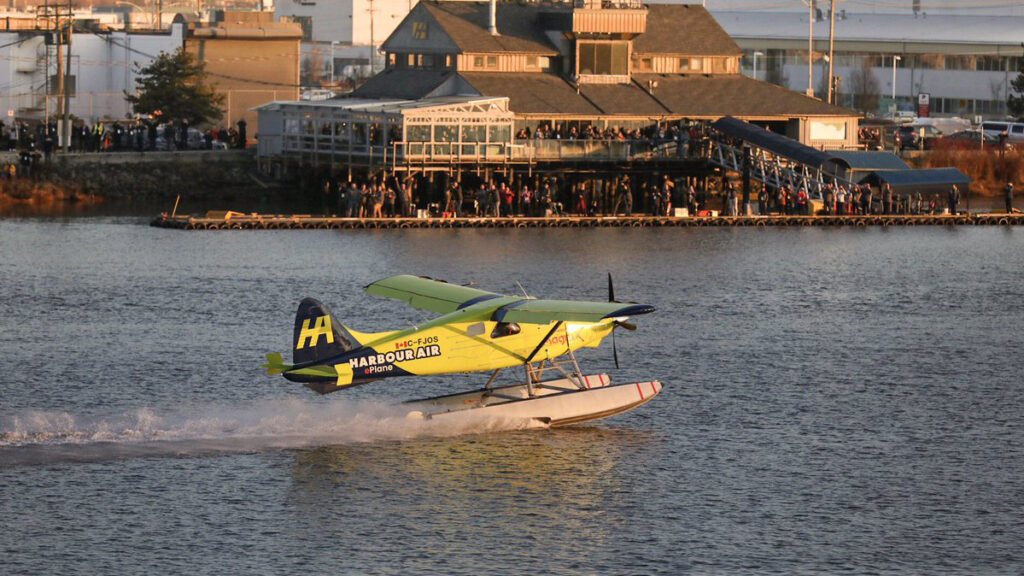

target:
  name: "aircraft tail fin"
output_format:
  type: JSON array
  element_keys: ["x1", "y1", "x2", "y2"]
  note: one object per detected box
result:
[{"x1": 292, "y1": 297, "x2": 361, "y2": 365}]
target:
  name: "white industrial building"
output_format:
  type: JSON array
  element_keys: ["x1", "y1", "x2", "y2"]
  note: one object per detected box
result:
[
  {"x1": 698, "y1": 0, "x2": 1024, "y2": 119},
  {"x1": 276, "y1": 0, "x2": 415, "y2": 83},
  {"x1": 0, "y1": 21, "x2": 182, "y2": 123}
]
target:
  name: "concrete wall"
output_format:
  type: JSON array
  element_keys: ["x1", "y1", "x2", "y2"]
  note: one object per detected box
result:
[{"x1": 40, "y1": 150, "x2": 257, "y2": 198}]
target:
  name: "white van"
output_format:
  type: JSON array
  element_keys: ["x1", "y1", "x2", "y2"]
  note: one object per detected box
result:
[{"x1": 980, "y1": 121, "x2": 1024, "y2": 144}]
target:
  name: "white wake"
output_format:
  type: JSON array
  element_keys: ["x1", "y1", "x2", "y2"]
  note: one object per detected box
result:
[{"x1": 0, "y1": 397, "x2": 538, "y2": 464}]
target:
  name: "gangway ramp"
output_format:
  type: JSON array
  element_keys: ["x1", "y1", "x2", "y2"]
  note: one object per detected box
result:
[{"x1": 707, "y1": 116, "x2": 855, "y2": 199}]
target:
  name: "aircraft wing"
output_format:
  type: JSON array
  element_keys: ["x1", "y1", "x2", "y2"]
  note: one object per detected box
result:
[
  {"x1": 365, "y1": 275, "x2": 501, "y2": 314},
  {"x1": 492, "y1": 299, "x2": 655, "y2": 324}
]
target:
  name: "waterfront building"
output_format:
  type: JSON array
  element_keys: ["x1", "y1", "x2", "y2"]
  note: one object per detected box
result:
[
  {"x1": 707, "y1": 2, "x2": 1024, "y2": 119},
  {"x1": 256, "y1": 0, "x2": 860, "y2": 176}
]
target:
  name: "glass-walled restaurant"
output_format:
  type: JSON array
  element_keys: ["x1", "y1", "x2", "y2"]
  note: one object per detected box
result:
[
  {"x1": 255, "y1": 96, "x2": 684, "y2": 166},
  {"x1": 256, "y1": 97, "x2": 518, "y2": 165}
]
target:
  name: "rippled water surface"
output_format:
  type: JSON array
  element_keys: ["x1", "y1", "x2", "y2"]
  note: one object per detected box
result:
[{"x1": 1, "y1": 219, "x2": 1022, "y2": 575}]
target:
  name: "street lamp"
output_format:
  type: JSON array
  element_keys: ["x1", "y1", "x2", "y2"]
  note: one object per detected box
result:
[
  {"x1": 329, "y1": 40, "x2": 338, "y2": 85},
  {"x1": 891, "y1": 55, "x2": 901, "y2": 101},
  {"x1": 753, "y1": 50, "x2": 764, "y2": 81},
  {"x1": 803, "y1": 0, "x2": 814, "y2": 96}
]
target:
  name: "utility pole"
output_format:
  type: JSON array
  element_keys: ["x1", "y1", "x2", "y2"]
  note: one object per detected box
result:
[
  {"x1": 62, "y1": 0, "x2": 72, "y2": 153},
  {"x1": 368, "y1": 0, "x2": 376, "y2": 73},
  {"x1": 43, "y1": 0, "x2": 50, "y2": 125},
  {"x1": 56, "y1": 6, "x2": 64, "y2": 145},
  {"x1": 807, "y1": 0, "x2": 814, "y2": 97},
  {"x1": 826, "y1": 0, "x2": 837, "y2": 104}
]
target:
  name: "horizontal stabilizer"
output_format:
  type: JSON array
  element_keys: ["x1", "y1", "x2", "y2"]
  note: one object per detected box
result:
[{"x1": 262, "y1": 352, "x2": 291, "y2": 375}]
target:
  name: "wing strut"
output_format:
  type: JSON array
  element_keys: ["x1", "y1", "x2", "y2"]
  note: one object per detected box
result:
[{"x1": 524, "y1": 321, "x2": 563, "y2": 365}]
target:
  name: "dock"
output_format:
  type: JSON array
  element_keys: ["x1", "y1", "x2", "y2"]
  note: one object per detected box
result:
[{"x1": 151, "y1": 212, "x2": 1024, "y2": 230}]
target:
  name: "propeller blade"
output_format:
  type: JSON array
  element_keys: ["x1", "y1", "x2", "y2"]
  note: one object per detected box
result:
[
  {"x1": 608, "y1": 272, "x2": 616, "y2": 302},
  {"x1": 614, "y1": 320, "x2": 637, "y2": 331},
  {"x1": 612, "y1": 325, "x2": 620, "y2": 369}
]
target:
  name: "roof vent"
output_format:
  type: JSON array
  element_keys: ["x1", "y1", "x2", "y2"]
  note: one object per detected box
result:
[{"x1": 489, "y1": 0, "x2": 499, "y2": 36}]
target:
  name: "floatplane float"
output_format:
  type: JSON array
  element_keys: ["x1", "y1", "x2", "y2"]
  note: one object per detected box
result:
[{"x1": 263, "y1": 275, "x2": 662, "y2": 427}]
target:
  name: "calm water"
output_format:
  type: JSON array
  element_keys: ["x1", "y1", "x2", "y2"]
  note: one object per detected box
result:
[{"x1": 1, "y1": 219, "x2": 1022, "y2": 575}]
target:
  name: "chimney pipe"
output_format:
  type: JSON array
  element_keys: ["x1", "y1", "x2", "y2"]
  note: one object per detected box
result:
[{"x1": 489, "y1": 0, "x2": 498, "y2": 35}]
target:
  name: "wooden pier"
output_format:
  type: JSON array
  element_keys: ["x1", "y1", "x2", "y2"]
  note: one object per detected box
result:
[{"x1": 151, "y1": 212, "x2": 1024, "y2": 230}]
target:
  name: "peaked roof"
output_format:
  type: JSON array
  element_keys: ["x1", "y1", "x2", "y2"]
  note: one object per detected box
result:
[
  {"x1": 634, "y1": 74, "x2": 854, "y2": 117},
  {"x1": 635, "y1": 4, "x2": 742, "y2": 56},
  {"x1": 420, "y1": 2, "x2": 558, "y2": 54},
  {"x1": 460, "y1": 73, "x2": 601, "y2": 115},
  {"x1": 352, "y1": 69, "x2": 459, "y2": 99}
]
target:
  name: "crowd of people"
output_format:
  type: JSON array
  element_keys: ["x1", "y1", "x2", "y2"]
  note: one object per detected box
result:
[
  {"x1": 320, "y1": 171, "x2": 977, "y2": 219},
  {"x1": 515, "y1": 121, "x2": 705, "y2": 146},
  {"x1": 0, "y1": 118, "x2": 248, "y2": 162}
]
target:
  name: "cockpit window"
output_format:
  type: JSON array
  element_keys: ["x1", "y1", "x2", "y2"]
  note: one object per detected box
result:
[
  {"x1": 491, "y1": 322, "x2": 521, "y2": 338},
  {"x1": 466, "y1": 322, "x2": 486, "y2": 337}
]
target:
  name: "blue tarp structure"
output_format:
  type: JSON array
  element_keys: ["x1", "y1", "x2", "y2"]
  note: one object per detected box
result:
[{"x1": 710, "y1": 116, "x2": 833, "y2": 168}]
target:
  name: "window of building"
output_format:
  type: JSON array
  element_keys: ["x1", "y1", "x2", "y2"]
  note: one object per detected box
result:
[
  {"x1": 407, "y1": 54, "x2": 416, "y2": 67},
  {"x1": 527, "y1": 56, "x2": 538, "y2": 68},
  {"x1": 679, "y1": 57, "x2": 700, "y2": 72},
  {"x1": 486, "y1": 55, "x2": 498, "y2": 68},
  {"x1": 578, "y1": 42, "x2": 628, "y2": 75},
  {"x1": 406, "y1": 125, "x2": 430, "y2": 142},
  {"x1": 975, "y1": 56, "x2": 1004, "y2": 72},
  {"x1": 474, "y1": 55, "x2": 484, "y2": 68}
]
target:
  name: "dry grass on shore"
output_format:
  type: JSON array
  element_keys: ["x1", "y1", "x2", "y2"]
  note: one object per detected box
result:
[
  {"x1": 0, "y1": 179, "x2": 101, "y2": 214},
  {"x1": 915, "y1": 147, "x2": 1022, "y2": 196}
]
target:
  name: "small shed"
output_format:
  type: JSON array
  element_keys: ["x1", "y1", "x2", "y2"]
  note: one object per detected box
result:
[
  {"x1": 862, "y1": 167, "x2": 972, "y2": 196},
  {"x1": 825, "y1": 150, "x2": 909, "y2": 183}
]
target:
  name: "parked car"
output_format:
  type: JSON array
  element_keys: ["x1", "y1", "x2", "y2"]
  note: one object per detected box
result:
[
  {"x1": 895, "y1": 124, "x2": 942, "y2": 150},
  {"x1": 979, "y1": 121, "x2": 1024, "y2": 145},
  {"x1": 936, "y1": 129, "x2": 1011, "y2": 151}
]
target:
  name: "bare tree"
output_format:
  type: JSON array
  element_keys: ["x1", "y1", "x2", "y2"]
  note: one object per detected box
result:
[{"x1": 849, "y1": 59, "x2": 881, "y2": 114}]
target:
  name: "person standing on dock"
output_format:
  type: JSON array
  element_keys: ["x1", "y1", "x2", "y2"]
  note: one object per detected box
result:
[
  {"x1": 1004, "y1": 182, "x2": 1014, "y2": 213},
  {"x1": 948, "y1": 185, "x2": 960, "y2": 215},
  {"x1": 883, "y1": 184, "x2": 893, "y2": 214}
]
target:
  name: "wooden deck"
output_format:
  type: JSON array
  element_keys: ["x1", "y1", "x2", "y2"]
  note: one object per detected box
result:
[{"x1": 151, "y1": 213, "x2": 1024, "y2": 230}]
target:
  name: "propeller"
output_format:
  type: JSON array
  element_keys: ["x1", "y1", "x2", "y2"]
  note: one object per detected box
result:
[{"x1": 608, "y1": 272, "x2": 621, "y2": 368}]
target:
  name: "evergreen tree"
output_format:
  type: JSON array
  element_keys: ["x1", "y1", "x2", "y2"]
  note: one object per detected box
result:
[{"x1": 126, "y1": 48, "x2": 224, "y2": 126}]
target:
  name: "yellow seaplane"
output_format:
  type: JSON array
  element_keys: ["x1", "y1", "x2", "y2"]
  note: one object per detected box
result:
[{"x1": 263, "y1": 274, "x2": 662, "y2": 427}]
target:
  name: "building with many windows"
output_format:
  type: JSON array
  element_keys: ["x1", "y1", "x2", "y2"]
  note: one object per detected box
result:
[{"x1": 710, "y1": 4, "x2": 1024, "y2": 119}]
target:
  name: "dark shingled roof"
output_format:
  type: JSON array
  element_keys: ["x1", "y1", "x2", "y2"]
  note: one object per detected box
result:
[
  {"x1": 460, "y1": 72, "x2": 854, "y2": 119},
  {"x1": 352, "y1": 69, "x2": 457, "y2": 100},
  {"x1": 421, "y1": 2, "x2": 558, "y2": 54},
  {"x1": 579, "y1": 83, "x2": 670, "y2": 115},
  {"x1": 634, "y1": 4, "x2": 742, "y2": 56},
  {"x1": 634, "y1": 74, "x2": 854, "y2": 117},
  {"x1": 460, "y1": 73, "x2": 602, "y2": 115}
]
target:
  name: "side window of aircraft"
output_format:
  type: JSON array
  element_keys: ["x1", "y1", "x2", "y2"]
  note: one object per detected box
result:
[
  {"x1": 491, "y1": 322, "x2": 521, "y2": 338},
  {"x1": 466, "y1": 322, "x2": 486, "y2": 337}
]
